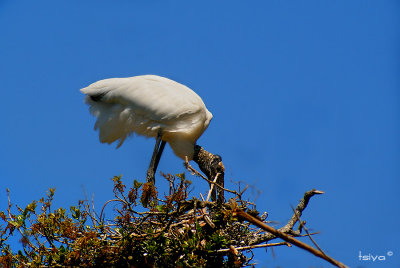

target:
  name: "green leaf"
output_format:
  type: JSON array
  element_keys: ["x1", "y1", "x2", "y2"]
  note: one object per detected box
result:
[
  {"x1": 175, "y1": 173, "x2": 185, "y2": 180},
  {"x1": 155, "y1": 205, "x2": 166, "y2": 212},
  {"x1": 26, "y1": 201, "x2": 37, "y2": 212},
  {"x1": 70, "y1": 206, "x2": 80, "y2": 220},
  {"x1": 133, "y1": 179, "x2": 143, "y2": 189},
  {"x1": 15, "y1": 215, "x2": 24, "y2": 225},
  {"x1": 9, "y1": 220, "x2": 21, "y2": 228},
  {"x1": 112, "y1": 175, "x2": 122, "y2": 183},
  {"x1": 48, "y1": 188, "x2": 56, "y2": 197}
]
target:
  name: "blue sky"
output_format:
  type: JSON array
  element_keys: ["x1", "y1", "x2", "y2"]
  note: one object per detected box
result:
[{"x1": 0, "y1": 1, "x2": 399, "y2": 267}]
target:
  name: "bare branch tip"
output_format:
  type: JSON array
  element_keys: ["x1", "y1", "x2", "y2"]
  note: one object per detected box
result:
[{"x1": 312, "y1": 189, "x2": 325, "y2": 195}]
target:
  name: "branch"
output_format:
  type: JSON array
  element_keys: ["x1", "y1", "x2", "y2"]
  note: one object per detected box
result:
[
  {"x1": 232, "y1": 190, "x2": 348, "y2": 268},
  {"x1": 217, "y1": 242, "x2": 291, "y2": 253},
  {"x1": 280, "y1": 189, "x2": 325, "y2": 234},
  {"x1": 249, "y1": 189, "x2": 323, "y2": 244},
  {"x1": 291, "y1": 205, "x2": 326, "y2": 255}
]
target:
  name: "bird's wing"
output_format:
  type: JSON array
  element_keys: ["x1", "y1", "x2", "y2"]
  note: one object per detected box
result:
[
  {"x1": 81, "y1": 75, "x2": 204, "y2": 121},
  {"x1": 80, "y1": 75, "x2": 210, "y2": 147}
]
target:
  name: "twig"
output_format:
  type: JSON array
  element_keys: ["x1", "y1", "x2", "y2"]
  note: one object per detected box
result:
[
  {"x1": 249, "y1": 189, "x2": 324, "y2": 244},
  {"x1": 291, "y1": 205, "x2": 325, "y2": 255},
  {"x1": 206, "y1": 174, "x2": 219, "y2": 202},
  {"x1": 217, "y1": 242, "x2": 291, "y2": 253},
  {"x1": 185, "y1": 159, "x2": 236, "y2": 195},
  {"x1": 100, "y1": 199, "x2": 124, "y2": 220},
  {"x1": 6, "y1": 189, "x2": 39, "y2": 252},
  {"x1": 280, "y1": 189, "x2": 325, "y2": 234},
  {"x1": 234, "y1": 209, "x2": 348, "y2": 268}
]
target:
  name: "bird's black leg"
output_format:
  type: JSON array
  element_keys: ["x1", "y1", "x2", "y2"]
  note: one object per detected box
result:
[
  {"x1": 153, "y1": 140, "x2": 166, "y2": 174},
  {"x1": 146, "y1": 131, "x2": 163, "y2": 184}
]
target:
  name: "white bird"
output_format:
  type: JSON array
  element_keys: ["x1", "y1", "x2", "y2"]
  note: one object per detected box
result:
[{"x1": 80, "y1": 75, "x2": 213, "y2": 184}]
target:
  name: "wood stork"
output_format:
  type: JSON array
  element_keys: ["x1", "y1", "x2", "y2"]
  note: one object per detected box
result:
[{"x1": 80, "y1": 75, "x2": 213, "y2": 184}]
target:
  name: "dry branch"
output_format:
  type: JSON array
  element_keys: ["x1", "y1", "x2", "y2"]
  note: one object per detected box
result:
[{"x1": 232, "y1": 192, "x2": 348, "y2": 268}]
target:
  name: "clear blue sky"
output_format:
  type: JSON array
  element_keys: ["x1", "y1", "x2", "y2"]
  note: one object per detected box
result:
[{"x1": 0, "y1": 1, "x2": 399, "y2": 267}]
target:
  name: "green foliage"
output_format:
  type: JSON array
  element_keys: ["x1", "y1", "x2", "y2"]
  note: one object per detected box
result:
[{"x1": 0, "y1": 174, "x2": 257, "y2": 267}]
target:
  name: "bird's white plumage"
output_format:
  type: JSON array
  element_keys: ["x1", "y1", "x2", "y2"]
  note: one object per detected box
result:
[{"x1": 80, "y1": 75, "x2": 213, "y2": 160}]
